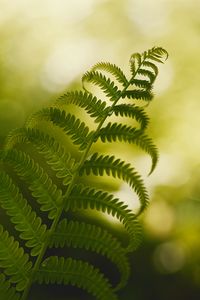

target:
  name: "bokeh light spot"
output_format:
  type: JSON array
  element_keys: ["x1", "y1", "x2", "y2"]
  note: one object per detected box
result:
[{"x1": 153, "y1": 241, "x2": 186, "y2": 273}]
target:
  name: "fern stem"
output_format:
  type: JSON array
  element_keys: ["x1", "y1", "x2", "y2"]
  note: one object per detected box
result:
[{"x1": 21, "y1": 58, "x2": 144, "y2": 300}]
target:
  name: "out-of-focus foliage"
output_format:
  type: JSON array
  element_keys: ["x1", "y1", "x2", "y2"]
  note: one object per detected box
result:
[{"x1": 0, "y1": 0, "x2": 200, "y2": 299}]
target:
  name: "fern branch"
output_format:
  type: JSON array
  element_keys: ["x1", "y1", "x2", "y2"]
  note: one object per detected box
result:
[
  {"x1": 146, "y1": 47, "x2": 168, "y2": 64},
  {"x1": 137, "y1": 69, "x2": 156, "y2": 83},
  {"x1": 141, "y1": 61, "x2": 158, "y2": 76},
  {"x1": 35, "y1": 256, "x2": 118, "y2": 300},
  {"x1": 97, "y1": 123, "x2": 158, "y2": 174},
  {"x1": 79, "y1": 153, "x2": 149, "y2": 214},
  {"x1": 112, "y1": 104, "x2": 149, "y2": 130},
  {"x1": 82, "y1": 71, "x2": 120, "y2": 101},
  {"x1": 50, "y1": 218, "x2": 130, "y2": 290},
  {"x1": 130, "y1": 78, "x2": 152, "y2": 90},
  {"x1": 1, "y1": 148, "x2": 62, "y2": 219},
  {"x1": 0, "y1": 225, "x2": 32, "y2": 291},
  {"x1": 122, "y1": 89, "x2": 153, "y2": 101},
  {"x1": 5, "y1": 128, "x2": 77, "y2": 186},
  {"x1": 55, "y1": 91, "x2": 109, "y2": 123},
  {"x1": 0, "y1": 171, "x2": 47, "y2": 256},
  {"x1": 0, "y1": 274, "x2": 20, "y2": 300},
  {"x1": 130, "y1": 46, "x2": 168, "y2": 83},
  {"x1": 66, "y1": 184, "x2": 142, "y2": 250},
  {"x1": 91, "y1": 62, "x2": 128, "y2": 86},
  {"x1": 26, "y1": 108, "x2": 94, "y2": 151},
  {"x1": 129, "y1": 52, "x2": 142, "y2": 74}
]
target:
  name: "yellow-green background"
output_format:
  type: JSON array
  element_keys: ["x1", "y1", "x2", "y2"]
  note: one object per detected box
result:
[{"x1": 0, "y1": 0, "x2": 200, "y2": 299}]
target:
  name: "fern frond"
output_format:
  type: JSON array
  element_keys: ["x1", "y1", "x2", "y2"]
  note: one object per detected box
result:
[
  {"x1": 141, "y1": 61, "x2": 158, "y2": 76},
  {"x1": 0, "y1": 225, "x2": 32, "y2": 291},
  {"x1": 129, "y1": 52, "x2": 142, "y2": 74},
  {"x1": 26, "y1": 107, "x2": 93, "y2": 150},
  {"x1": 66, "y1": 184, "x2": 142, "y2": 250},
  {"x1": 0, "y1": 171, "x2": 47, "y2": 256},
  {"x1": 129, "y1": 47, "x2": 168, "y2": 78},
  {"x1": 130, "y1": 78, "x2": 152, "y2": 90},
  {"x1": 1, "y1": 149, "x2": 63, "y2": 219},
  {"x1": 112, "y1": 104, "x2": 149, "y2": 130},
  {"x1": 98, "y1": 122, "x2": 139, "y2": 142},
  {"x1": 147, "y1": 46, "x2": 168, "y2": 63},
  {"x1": 0, "y1": 274, "x2": 20, "y2": 300},
  {"x1": 79, "y1": 154, "x2": 149, "y2": 214},
  {"x1": 50, "y1": 218, "x2": 130, "y2": 290},
  {"x1": 27, "y1": 108, "x2": 94, "y2": 151},
  {"x1": 0, "y1": 47, "x2": 167, "y2": 299},
  {"x1": 134, "y1": 134, "x2": 158, "y2": 175},
  {"x1": 91, "y1": 62, "x2": 128, "y2": 87},
  {"x1": 137, "y1": 69, "x2": 156, "y2": 83},
  {"x1": 55, "y1": 91, "x2": 109, "y2": 123},
  {"x1": 122, "y1": 89, "x2": 153, "y2": 101},
  {"x1": 5, "y1": 128, "x2": 77, "y2": 186},
  {"x1": 97, "y1": 123, "x2": 158, "y2": 174},
  {"x1": 82, "y1": 71, "x2": 120, "y2": 101},
  {"x1": 35, "y1": 256, "x2": 118, "y2": 300}
]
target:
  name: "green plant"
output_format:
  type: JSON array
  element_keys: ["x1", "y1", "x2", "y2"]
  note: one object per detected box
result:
[{"x1": 0, "y1": 47, "x2": 168, "y2": 300}]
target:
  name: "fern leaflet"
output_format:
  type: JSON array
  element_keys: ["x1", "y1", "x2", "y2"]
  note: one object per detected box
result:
[
  {"x1": 0, "y1": 171, "x2": 47, "y2": 256},
  {"x1": 80, "y1": 153, "x2": 149, "y2": 214},
  {"x1": 55, "y1": 91, "x2": 109, "y2": 123},
  {"x1": 91, "y1": 62, "x2": 129, "y2": 86},
  {"x1": 0, "y1": 225, "x2": 32, "y2": 291},
  {"x1": 50, "y1": 218, "x2": 130, "y2": 290},
  {"x1": 35, "y1": 256, "x2": 118, "y2": 300}
]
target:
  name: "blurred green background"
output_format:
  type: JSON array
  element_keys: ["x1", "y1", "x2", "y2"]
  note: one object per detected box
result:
[{"x1": 1, "y1": 0, "x2": 200, "y2": 299}]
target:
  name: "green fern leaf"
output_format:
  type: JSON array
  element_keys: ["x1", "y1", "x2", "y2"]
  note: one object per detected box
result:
[
  {"x1": 1, "y1": 148, "x2": 63, "y2": 219},
  {"x1": 0, "y1": 225, "x2": 32, "y2": 291},
  {"x1": 55, "y1": 91, "x2": 109, "y2": 123},
  {"x1": 5, "y1": 128, "x2": 77, "y2": 186},
  {"x1": 79, "y1": 153, "x2": 149, "y2": 214},
  {"x1": 129, "y1": 52, "x2": 142, "y2": 74},
  {"x1": 36, "y1": 256, "x2": 118, "y2": 300},
  {"x1": 147, "y1": 47, "x2": 168, "y2": 64},
  {"x1": 91, "y1": 62, "x2": 128, "y2": 87},
  {"x1": 50, "y1": 218, "x2": 130, "y2": 290},
  {"x1": 129, "y1": 47, "x2": 168, "y2": 78},
  {"x1": 97, "y1": 122, "x2": 139, "y2": 142},
  {"x1": 112, "y1": 104, "x2": 149, "y2": 130},
  {"x1": 130, "y1": 78, "x2": 152, "y2": 90},
  {"x1": 66, "y1": 184, "x2": 142, "y2": 250},
  {"x1": 26, "y1": 107, "x2": 94, "y2": 151},
  {"x1": 82, "y1": 71, "x2": 120, "y2": 101},
  {"x1": 148, "y1": 46, "x2": 168, "y2": 59},
  {"x1": 97, "y1": 123, "x2": 158, "y2": 174},
  {"x1": 141, "y1": 61, "x2": 158, "y2": 76},
  {"x1": 0, "y1": 274, "x2": 20, "y2": 300},
  {"x1": 0, "y1": 171, "x2": 47, "y2": 256},
  {"x1": 137, "y1": 69, "x2": 156, "y2": 83},
  {"x1": 122, "y1": 89, "x2": 153, "y2": 101}
]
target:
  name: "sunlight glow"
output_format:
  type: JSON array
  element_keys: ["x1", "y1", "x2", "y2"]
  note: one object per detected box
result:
[
  {"x1": 146, "y1": 153, "x2": 189, "y2": 188},
  {"x1": 144, "y1": 200, "x2": 175, "y2": 237},
  {"x1": 0, "y1": 0, "x2": 99, "y2": 25},
  {"x1": 41, "y1": 39, "x2": 98, "y2": 92},
  {"x1": 154, "y1": 61, "x2": 174, "y2": 95},
  {"x1": 128, "y1": 0, "x2": 171, "y2": 37}
]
